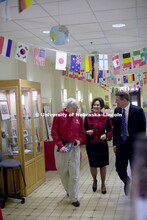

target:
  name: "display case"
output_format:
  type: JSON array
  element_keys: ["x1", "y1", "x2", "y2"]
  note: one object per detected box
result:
[{"x1": 0, "y1": 79, "x2": 46, "y2": 196}]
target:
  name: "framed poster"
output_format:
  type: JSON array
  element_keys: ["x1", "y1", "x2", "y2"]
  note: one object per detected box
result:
[{"x1": 0, "y1": 100, "x2": 10, "y2": 120}]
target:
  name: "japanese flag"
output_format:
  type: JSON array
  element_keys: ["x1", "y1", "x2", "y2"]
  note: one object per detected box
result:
[{"x1": 55, "y1": 51, "x2": 67, "y2": 70}]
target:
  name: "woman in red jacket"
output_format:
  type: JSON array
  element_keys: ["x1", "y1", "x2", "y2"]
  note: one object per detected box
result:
[{"x1": 84, "y1": 97, "x2": 112, "y2": 194}]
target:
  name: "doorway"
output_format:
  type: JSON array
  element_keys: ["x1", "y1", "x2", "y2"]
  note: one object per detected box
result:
[{"x1": 129, "y1": 89, "x2": 141, "y2": 107}]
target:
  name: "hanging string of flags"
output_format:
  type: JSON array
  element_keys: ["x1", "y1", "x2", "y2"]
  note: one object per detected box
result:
[{"x1": 0, "y1": 35, "x2": 147, "y2": 92}]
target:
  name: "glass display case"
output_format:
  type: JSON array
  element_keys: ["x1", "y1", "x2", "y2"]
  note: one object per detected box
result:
[{"x1": 0, "y1": 79, "x2": 45, "y2": 196}]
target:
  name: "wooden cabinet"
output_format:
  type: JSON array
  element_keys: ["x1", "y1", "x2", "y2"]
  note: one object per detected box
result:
[{"x1": 0, "y1": 79, "x2": 45, "y2": 196}]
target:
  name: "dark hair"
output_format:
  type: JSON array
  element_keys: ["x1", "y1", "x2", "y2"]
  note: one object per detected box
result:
[
  {"x1": 115, "y1": 91, "x2": 130, "y2": 101},
  {"x1": 91, "y1": 97, "x2": 104, "y2": 110}
]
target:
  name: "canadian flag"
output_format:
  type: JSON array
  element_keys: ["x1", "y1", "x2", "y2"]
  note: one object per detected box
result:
[
  {"x1": 112, "y1": 55, "x2": 120, "y2": 70},
  {"x1": 55, "y1": 51, "x2": 67, "y2": 70}
]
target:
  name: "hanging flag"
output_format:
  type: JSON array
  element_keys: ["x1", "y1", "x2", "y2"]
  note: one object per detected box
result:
[
  {"x1": 140, "y1": 80, "x2": 143, "y2": 87},
  {"x1": 130, "y1": 74, "x2": 135, "y2": 82},
  {"x1": 108, "y1": 78, "x2": 114, "y2": 85},
  {"x1": 123, "y1": 75, "x2": 128, "y2": 83},
  {"x1": 33, "y1": 48, "x2": 45, "y2": 66},
  {"x1": 86, "y1": 72, "x2": 92, "y2": 82},
  {"x1": 99, "y1": 54, "x2": 108, "y2": 70},
  {"x1": 85, "y1": 56, "x2": 92, "y2": 72},
  {"x1": 0, "y1": 36, "x2": 12, "y2": 57},
  {"x1": 74, "y1": 71, "x2": 79, "y2": 79},
  {"x1": 132, "y1": 50, "x2": 141, "y2": 68},
  {"x1": 140, "y1": 52, "x2": 146, "y2": 66},
  {"x1": 122, "y1": 52, "x2": 132, "y2": 68},
  {"x1": 137, "y1": 73, "x2": 142, "y2": 81},
  {"x1": 18, "y1": 0, "x2": 32, "y2": 13},
  {"x1": 78, "y1": 70, "x2": 85, "y2": 80},
  {"x1": 97, "y1": 70, "x2": 103, "y2": 83},
  {"x1": 116, "y1": 75, "x2": 121, "y2": 84},
  {"x1": 15, "y1": 42, "x2": 29, "y2": 62},
  {"x1": 143, "y1": 48, "x2": 147, "y2": 61},
  {"x1": 112, "y1": 55, "x2": 120, "y2": 70},
  {"x1": 70, "y1": 55, "x2": 81, "y2": 72},
  {"x1": 103, "y1": 70, "x2": 110, "y2": 78},
  {"x1": 113, "y1": 68, "x2": 120, "y2": 75},
  {"x1": 0, "y1": 0, "x2": 11, "y2": 21},
  {"x1": 69, "y1": 71, "x2": 74, "y2": 78},
  {"x1": 55, "y1": 51, "x2": 67, "y2": 70},
  {"x1": 93, "y1": 69, "x2": 97, "y2": 83}
]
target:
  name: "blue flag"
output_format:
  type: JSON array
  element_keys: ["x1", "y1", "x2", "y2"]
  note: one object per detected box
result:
[{"x1": 70, "y1": 55, "x2": 81, "y2": 72}]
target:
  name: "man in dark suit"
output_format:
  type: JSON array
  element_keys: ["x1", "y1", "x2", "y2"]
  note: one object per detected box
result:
[{"x1": 113, "y1": 91, "x2": 146, "y2": 195}]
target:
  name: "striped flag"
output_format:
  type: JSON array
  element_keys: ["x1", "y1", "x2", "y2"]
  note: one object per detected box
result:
[
  {"x1": 33, "y1": 48, "x2": 46, "y2": 66},
  {"x1": 130, "y1": 74, "x2": 135, "y2": 82},
  {"x1": 74, "y1": 71, "x2": 79, "y2": 79},
  {"x1": 112, "y1": 55, "x2": 120, "y2": 70},
  {"x1": 132, "y1": 50, "x2": 141, "y2": 68},
  {"x1": 143, "y1": 47, "x2": 147, "y2": 61},
  {"x1": 140, "y1": 52, "x2": 146, "y2": 67},
  {"x1": 85, "y1": 56, "x2": 92, "y2": 72},
  {"x1": 18, "y1": 0, "x2": 32, "y2": 12},
  {"x1": 93, "y1": 69, "x2": 97, "y2": 83},
  {"x1": 0, "y1": 36, "x2": 12, "y2": 57},
  {"x1": 99, "y1": 54, "x2": 108, "y2": 70},
  {"x1": 86, "y1": 72, "x2": 92, "y2": 82},
  {"x1": 122, "y1": 53, "x2": 132, "y2": 68}
]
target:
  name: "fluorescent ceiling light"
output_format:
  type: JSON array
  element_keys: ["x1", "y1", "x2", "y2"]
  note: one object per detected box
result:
[
  {"x1": 112, "y1": 24, "x2": 126, "y2": 28},
  {"x1": 43, "y1": 30, "x2": 50, "y2": 34}
]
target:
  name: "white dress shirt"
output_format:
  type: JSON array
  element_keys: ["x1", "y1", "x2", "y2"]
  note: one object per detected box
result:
[{"x1": 123, "y1": 103, "x2": 130, "y2": 136}]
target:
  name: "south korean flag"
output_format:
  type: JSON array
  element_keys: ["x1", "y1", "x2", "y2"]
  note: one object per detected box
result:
[{"x1": 15, "y1": 42, "x2": 29, "y2": 62}]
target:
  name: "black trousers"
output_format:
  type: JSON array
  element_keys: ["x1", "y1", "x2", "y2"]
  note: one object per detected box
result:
[{"x1": 115, "y1": 137, "x2": 133, "y2": 184}]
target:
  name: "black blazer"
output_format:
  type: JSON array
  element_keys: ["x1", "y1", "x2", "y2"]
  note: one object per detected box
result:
[{"x1": 113, "y1": 104, "x2": 146, "y2": 147}]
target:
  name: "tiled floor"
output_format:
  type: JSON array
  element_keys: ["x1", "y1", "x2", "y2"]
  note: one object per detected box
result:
[{"x1": 1, "y1": 142, "x2": 133, "y2": 220}]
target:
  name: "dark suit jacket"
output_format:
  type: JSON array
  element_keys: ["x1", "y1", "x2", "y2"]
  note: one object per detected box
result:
[{"x1": 113, "y1": 104, "x2": 146, "y2": 147}]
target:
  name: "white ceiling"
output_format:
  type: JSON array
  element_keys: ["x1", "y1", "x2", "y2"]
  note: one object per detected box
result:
[{"x1": 0, "y1": 0, "x2": 147, "y2": 67}]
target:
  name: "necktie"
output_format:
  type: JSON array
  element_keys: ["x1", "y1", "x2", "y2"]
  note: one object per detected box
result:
[{"x1": 122, "y1": 109, "x2": 127, "y2": 141}]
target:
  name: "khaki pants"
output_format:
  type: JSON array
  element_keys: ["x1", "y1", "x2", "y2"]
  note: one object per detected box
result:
[{"x1": 54, "y1": 145, "x2": 80, "y2": 202}]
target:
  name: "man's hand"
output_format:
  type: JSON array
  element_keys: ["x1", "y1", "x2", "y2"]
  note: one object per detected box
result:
[
  {"x1": 113, "y1": 146, "x2": 116, "y2": 153},
  {"x1": 74, "y1": 139, "x2": 80, "y2": 149},
  {"x1": 59, "y1": 146, "x2": 67, "y2": 153}
]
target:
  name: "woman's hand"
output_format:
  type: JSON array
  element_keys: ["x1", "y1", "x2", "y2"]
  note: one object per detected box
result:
[
  {"x1": 100, "y1": 134, "x2": 107, "y2": 140},
  {"x1": 86, "y1": 130, "x2": 94, "y2": 135}
]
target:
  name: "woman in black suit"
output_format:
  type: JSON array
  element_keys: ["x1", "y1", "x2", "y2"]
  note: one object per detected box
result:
[{"x1": 84, "y1": 97, "x2": 112, "y2": 194}]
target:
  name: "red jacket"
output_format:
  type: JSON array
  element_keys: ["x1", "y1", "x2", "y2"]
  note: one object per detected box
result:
[
  {"x1": 51, "y1": 109, "x2": 85, "y2": 149},
  {"x1": 84, "y1": 112, "x2": 113, "y2": 143}
]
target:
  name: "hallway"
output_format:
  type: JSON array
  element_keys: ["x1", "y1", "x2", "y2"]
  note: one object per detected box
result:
[{"x1": 1, "y1": 143, "x2": 132, "y2": 220}]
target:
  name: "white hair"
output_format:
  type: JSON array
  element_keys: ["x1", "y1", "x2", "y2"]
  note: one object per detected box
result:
[{"x1": 65, "y1": 98, "x2": 78, "y2": 107}]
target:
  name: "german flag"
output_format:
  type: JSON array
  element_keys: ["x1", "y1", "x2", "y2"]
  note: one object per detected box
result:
[
  {"x1": 123, "y1": 53, "x2": 132, "y2": 68},
  {"x1": 19, "y1": 0, "x2": 32, "y2": 13},
  {"x1": 129, "y1": 74, "x2": 135, "y2": 82}
]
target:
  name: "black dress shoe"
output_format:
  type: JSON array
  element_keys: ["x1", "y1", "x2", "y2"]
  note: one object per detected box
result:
[
  {"x1": 92, "y1": 180, "x2": 97, "y2": 192},
  {"x1": 101, "y1": 185, "x2": 107, "y2": 194},
  {"x1": 72, "y1": 201, "x2": 80, "y2": 207}
]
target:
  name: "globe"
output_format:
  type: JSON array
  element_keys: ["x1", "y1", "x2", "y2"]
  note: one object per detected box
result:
[{"x1": 50, "y1": 25, "x2": 70, "y2": 45}]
